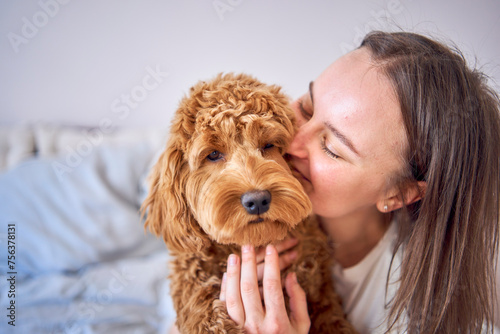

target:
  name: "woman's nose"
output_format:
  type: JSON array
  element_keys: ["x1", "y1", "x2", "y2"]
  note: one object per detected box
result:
[{"x1": 287, "y1": 124, "x2": 309, "y2": 159}]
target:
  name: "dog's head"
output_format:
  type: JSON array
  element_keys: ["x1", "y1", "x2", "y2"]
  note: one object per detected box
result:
[{"x1": 142, "y1": 73, "x2": 312, "y2": 253}]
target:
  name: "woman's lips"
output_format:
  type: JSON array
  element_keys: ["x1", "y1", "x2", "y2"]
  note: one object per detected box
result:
[
  {"x1": 286, "y1": 154, "x2": 310, "y2": 183},
  {"x1": 291, "y1": 166, "x2": 310, "y2": 183}
]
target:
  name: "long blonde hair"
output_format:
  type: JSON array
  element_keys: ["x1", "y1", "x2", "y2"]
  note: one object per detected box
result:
[{"x1": 361, "y1": 31, "x2": 500, "y2": 333}]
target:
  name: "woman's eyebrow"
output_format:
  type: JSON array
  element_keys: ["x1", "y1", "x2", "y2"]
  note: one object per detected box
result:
[
  {"x1": 309, "y1": 80, "x2": 360, "y2": 157},
  {"x1": 309, "y1": 81, "x2": 314, "y2": 105},
  {"x1": 324, "y1": 121, "x2": 361, "y2": 158}
]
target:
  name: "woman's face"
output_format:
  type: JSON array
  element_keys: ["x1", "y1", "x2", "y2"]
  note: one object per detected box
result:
[{"x1": 287, "y1": 48, "x2": 407, "y2": 219}]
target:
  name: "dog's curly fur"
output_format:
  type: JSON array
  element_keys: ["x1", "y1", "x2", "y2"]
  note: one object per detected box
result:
[{"x1": 142, "y1": 73, "x2": 357, "y2": 333}]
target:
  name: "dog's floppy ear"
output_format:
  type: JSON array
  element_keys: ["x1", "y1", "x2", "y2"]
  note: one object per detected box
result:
[{"x1": 141, "y1": 133, "x2": 210, "y2": 253}]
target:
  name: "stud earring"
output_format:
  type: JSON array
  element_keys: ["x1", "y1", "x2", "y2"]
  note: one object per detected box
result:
[{"x1": 384, "y1": 205, "x2": 388, "y2": 211}]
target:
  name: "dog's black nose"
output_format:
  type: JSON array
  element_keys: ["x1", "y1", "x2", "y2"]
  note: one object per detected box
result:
[{"x1": 241, "y1": 190, "x2": 271, "y2": 215}]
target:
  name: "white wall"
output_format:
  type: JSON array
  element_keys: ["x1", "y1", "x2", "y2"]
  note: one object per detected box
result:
[{"x1": 1, "y1": 0, "x2": 499, "y2": 128}]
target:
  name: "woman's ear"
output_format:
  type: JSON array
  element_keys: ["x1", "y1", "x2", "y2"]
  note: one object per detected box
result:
[{"x1": 377, "y1": 181, "x2": 427, "y2": 213}]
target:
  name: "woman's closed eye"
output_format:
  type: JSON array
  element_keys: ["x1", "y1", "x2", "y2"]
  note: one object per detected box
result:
[{"x1": 320, "y1": 136, "x2": 340, "y2": 160}]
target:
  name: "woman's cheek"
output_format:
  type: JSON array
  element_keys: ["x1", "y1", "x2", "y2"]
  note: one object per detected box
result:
[{"x1": 311, "y1": 163, "x2": 337, "y2": 197}]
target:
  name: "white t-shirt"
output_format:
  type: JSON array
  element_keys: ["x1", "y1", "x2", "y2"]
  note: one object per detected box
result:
[{"x1": 332, "y1": 222, "x2": 404, "y2": 334}]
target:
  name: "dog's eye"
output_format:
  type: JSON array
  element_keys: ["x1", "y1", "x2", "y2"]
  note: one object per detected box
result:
[
  {"x1": 263, "y1": 143, "x2": 274, "y2": 150},
  {"x1": 207, "y1": 150, "x2": 223, "y2": 161}
]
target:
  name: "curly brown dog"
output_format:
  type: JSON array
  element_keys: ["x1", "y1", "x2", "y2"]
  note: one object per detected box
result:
[{"x1": 142, "y1": 73, "x2": 357, "y2": 333}]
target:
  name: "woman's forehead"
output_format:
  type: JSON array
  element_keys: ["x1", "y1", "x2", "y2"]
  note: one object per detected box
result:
[
  {"x1": 313, "y1": 48, "x2": 407, "y2": 161},
  {"x1": 315, "y1": 48, "x2": 389, "y2": 103}
]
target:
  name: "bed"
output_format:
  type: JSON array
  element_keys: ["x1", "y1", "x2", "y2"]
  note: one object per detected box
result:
[
  {"x1": 0, "y1": 124, "x2": 176, "y2": 333},
  {"x1": 2, "y1": 123, "x2": 500, "y2": 334}
]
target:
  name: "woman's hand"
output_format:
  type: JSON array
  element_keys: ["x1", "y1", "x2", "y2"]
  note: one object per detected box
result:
[
  {"x1": 219, "y1": 244, "x2": 311, "y2": 334},
  {"x1": 255, "y1": 238, "x2": 299, "y2": 283}
]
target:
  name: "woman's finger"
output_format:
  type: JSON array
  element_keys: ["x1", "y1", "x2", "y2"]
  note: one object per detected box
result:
[
  {"x1": 256, "y1": 248, "x2": 298, "y2": 281},
  {"x1": 219, "y1": 272, "x2": 227, "y2": 301},
  {"x1": 239, "y1": 245, "x2": 264, "y2": 322},
  {"x1": 285, "y1": 272, "x2": 311, "y2": 332},
  {"x1": 262, "y1": 245, "x2": 287, "y2": 320},
  {"x1": 225, "y1": 254, "x2": 245, "y2": 325},
  {"x1": 275, "y1": 237, "x2": 299, "y2": 253},
  {"x1": 255, "y1": 237, "x2": 298, "y2": 264}
]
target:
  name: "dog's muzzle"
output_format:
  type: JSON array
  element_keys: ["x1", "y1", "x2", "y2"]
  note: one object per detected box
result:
[{"x1": 241, "y1": 190, "x2": 271, "y2": 216}]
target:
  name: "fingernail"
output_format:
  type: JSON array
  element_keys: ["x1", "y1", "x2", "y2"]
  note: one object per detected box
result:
[
  {"x1": 266, "y1": 244, "x2": 274, "y2": 255},
  {"x1": 242, "y1": 244, "x2": 252, "y2": 253},
  {"x1": 228, "y1": 254, "x2": 237, "y2": 266}
]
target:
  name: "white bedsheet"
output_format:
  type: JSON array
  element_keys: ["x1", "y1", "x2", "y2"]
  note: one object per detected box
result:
[{"x1": 0, "y1": 125, "x2": 175, "y2": 333}]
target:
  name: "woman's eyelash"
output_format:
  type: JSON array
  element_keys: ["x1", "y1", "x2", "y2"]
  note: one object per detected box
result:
[{"x1": 321, "y1": 137, "x2": 340, "y2": 159}]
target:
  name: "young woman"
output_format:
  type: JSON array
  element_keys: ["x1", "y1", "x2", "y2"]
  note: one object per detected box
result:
[{"x1": 219, "y1": 31, "x2": 500, "y2": 333}]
